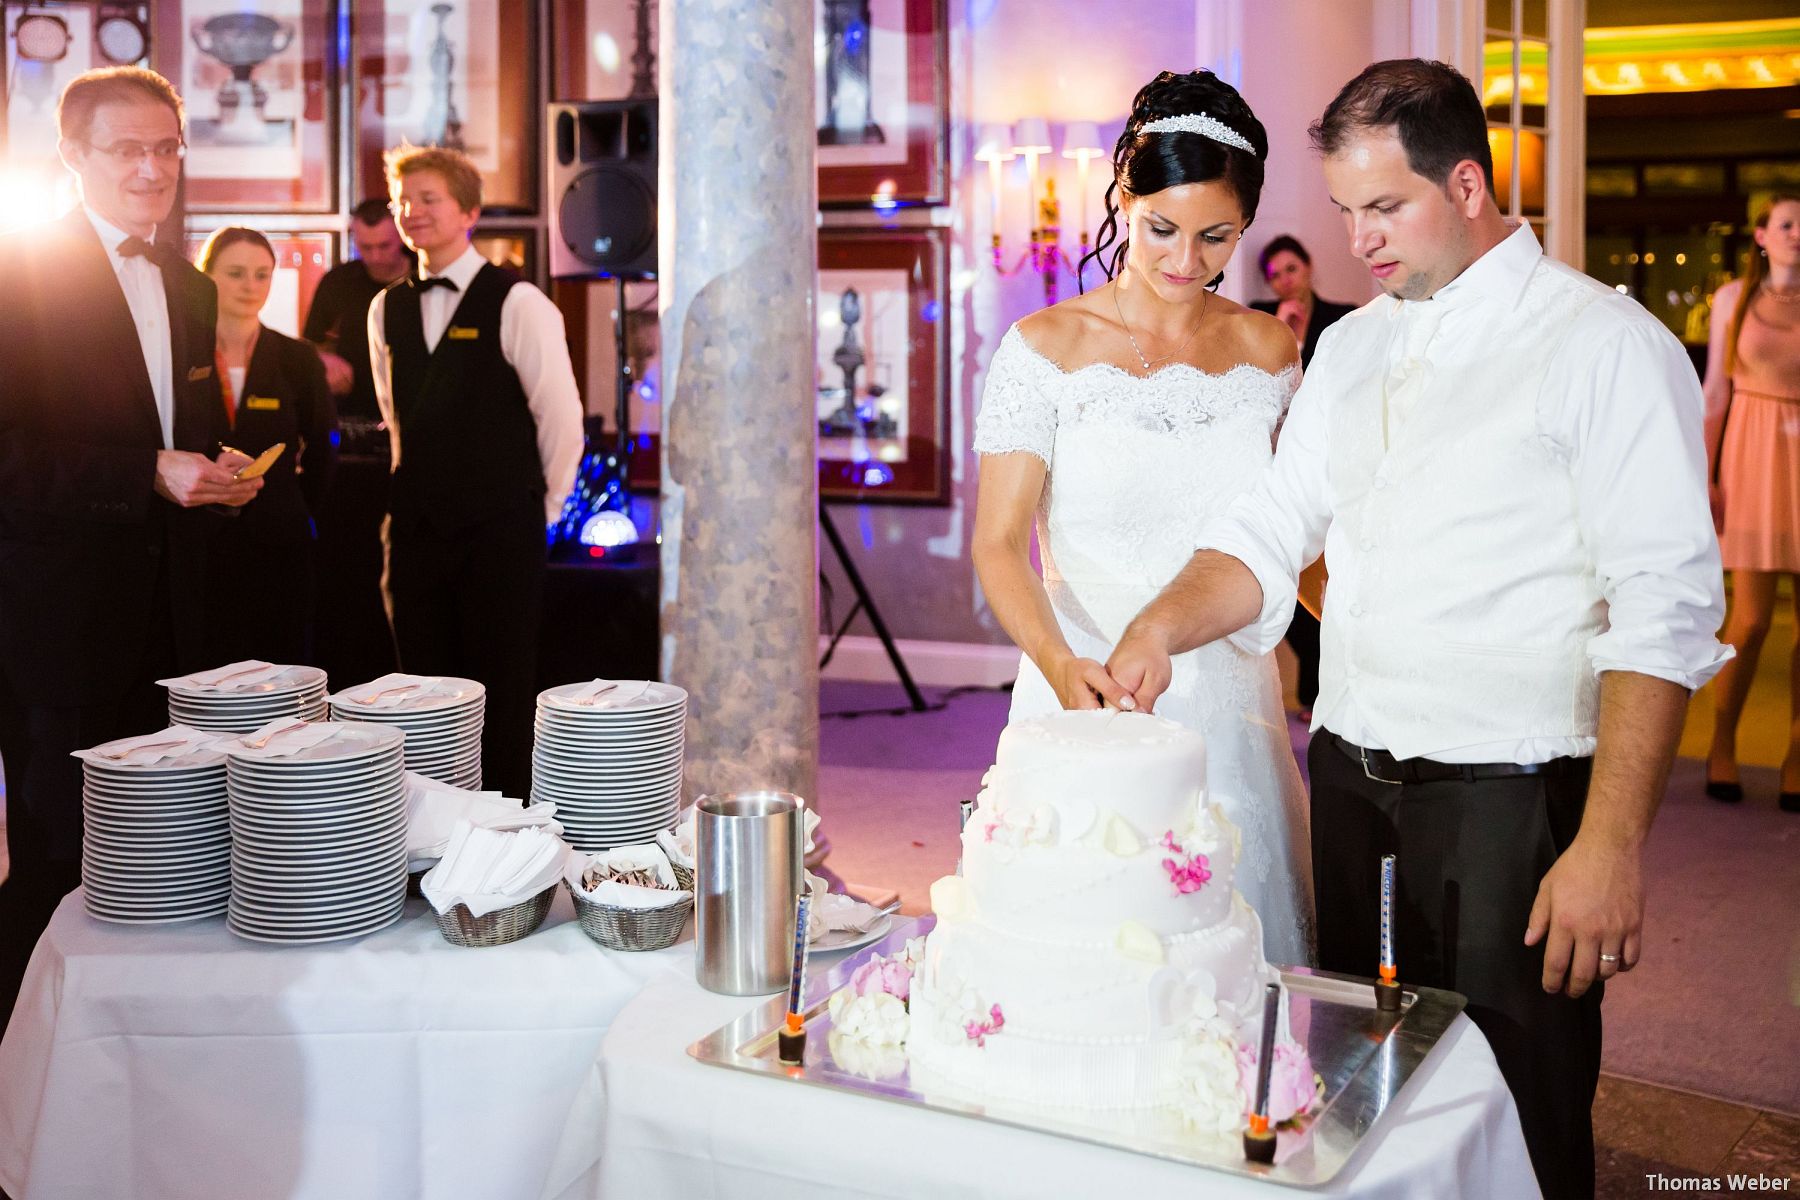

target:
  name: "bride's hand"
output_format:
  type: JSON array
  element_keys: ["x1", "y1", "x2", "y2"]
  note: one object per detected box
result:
[{"x1": 1047, "y1": 656, "x2": 1137, "y2": 712}]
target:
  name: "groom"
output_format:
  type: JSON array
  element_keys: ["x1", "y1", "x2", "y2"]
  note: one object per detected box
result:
[{"x1": 1106, "y1": 61, "x2": 1726, "y2": 1200}]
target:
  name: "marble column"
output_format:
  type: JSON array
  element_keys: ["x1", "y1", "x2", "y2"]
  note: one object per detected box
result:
[{"x1": 657, "y1": 0, "x2": 822, "y2": 838}]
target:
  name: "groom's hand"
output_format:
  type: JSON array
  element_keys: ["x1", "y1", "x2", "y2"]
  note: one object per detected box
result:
[
  {"x1": 1106, "y1": 623, "x2": 1174, "y2": 714},
  {"x1": 1048, "y1": 656, "x2": 1136, "y2": 712}
]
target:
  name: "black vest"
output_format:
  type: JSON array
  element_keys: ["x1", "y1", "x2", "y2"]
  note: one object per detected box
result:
[{"x1": 384, "y1": 263, "x2": 544, "y2": 531}]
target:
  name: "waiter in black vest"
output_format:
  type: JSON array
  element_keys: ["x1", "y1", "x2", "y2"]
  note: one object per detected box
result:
[
  {"x1": 0, "y1": 67, "x2": 261, "y2": 1028},
  {"x1": 369, "y1": 146, "x2": 583, "y2": 798}
]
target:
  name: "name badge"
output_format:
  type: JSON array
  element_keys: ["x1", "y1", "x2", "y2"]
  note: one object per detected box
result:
[
  {"x1": 188, "y1": 365, "x2": 213, "y2": 381},
  {"x1": 245, "y1": 396, "x2": 281, "y2": 411},
  {"x1": 445, "y1": 326, "x2": 480, "y2": 341}
]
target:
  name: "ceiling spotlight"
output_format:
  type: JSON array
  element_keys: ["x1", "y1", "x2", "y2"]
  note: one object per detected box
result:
[
  {"x1": 97, "y1": 14, "x2": 149, "y2": 65},
  {"x1": 14, "y1": 13, "x2": 71, "y2": 62}
]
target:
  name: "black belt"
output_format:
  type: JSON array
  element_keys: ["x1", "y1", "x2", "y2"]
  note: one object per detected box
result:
[{"x1": 1323, "y1": 731, "x2": 1585, "y2": 786}]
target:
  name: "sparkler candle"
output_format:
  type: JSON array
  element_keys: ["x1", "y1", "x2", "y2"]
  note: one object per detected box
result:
[
  {"x1": 1241, "y1": 982, "x2": 1281, "y2": 1164},
  {"x1": 1375, "y1": 854, "x2": 1402, "y2": 1011},
  {"x1": 776, "y1": 891, "x2": 813, "y2": 1064}
]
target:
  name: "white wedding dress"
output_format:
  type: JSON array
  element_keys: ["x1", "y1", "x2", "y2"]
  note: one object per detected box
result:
[{"x1": 974, "y1": 323, "x2": 1316, "y2": 966}]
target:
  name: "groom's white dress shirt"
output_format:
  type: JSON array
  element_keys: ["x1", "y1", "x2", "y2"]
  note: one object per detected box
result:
[{"x1": 1198, "y1": 223, "x2": 1730, "y2": 764}]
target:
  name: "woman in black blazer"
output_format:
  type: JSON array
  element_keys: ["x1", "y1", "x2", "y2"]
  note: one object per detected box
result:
[
  {"x1": 1250, "y1": 234, "x2": 1356, "y2": 370},
  {"x1": 198, "y1": 227, "x2": 338, "y2": 665}
]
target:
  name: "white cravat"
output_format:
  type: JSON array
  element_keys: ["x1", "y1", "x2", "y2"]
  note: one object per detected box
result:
[{"x1": 1382, "y1": 302, "x2": 1443, "y2": 449}]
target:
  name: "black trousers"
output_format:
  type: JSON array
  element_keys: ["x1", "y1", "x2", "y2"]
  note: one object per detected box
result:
[
  {"x1": 384, "y1": 511, "x2": 545, "y2": 799},
  {"x1": 0, "y1": 572, "x2": 176, "y2": 1036},
  {"x1": 1308, "y1": 736, "x2": 1602, "y2": 1200}
]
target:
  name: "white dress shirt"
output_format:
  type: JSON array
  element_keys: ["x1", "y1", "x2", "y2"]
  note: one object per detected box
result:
[
  {"x1": 1197, "y1": 223, "x2": 1730, "y2": 764},
  {"x1": 367, "y1": 244, "x2": 584, "y2": 525},
  {"x1": 85, "y1": 206, "x2": 173, "y2": 449}
]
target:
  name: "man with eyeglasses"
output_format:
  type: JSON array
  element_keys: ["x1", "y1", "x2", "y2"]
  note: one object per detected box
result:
[{"x1": 0, "y1": 66, "x2": 261, "y2": 1029}]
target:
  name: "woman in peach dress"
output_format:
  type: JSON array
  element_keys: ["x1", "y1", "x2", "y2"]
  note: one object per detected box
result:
[{"x1": 1704, "y1": 193, "x2": 1800, "y2": 811}]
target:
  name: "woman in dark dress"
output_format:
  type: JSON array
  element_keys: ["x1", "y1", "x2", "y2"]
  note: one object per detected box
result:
[
  {"x1": 1250, "y1": 235, "x2": 1356, "y2": 718},
  {"x1": 197, "y1": 227, "x2": 337, "y2": 666}
]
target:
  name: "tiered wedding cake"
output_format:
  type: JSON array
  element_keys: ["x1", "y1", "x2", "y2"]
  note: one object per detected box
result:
[{"x1": 902, "y1": 710, "x2": 1308, "y2": 1128}]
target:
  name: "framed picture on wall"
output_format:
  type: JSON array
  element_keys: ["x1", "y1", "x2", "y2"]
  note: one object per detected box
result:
[
  {"x1": 155, "y1": 0, "x2": 337, "y2": 212},
  {"x1": 184, "y1": 229, "x2": 337, "y2": 340},
  {"x1": 816, "y1": 225, "x2": 949, "y2": 503},
  {"x1": 816, "y1": 0, "x2": 948, "y2": 206},
  {"x1": 472, "y1": 227, "x2": 536, "y2": 281},
  {"x1": 355, "y1": 0, "x2": 538, "y2": 213}
]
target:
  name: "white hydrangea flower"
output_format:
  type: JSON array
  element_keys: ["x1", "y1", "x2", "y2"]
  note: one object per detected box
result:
[{"x1": 1172, "y1": 1031, "x2": 1249, "y2": 1135}]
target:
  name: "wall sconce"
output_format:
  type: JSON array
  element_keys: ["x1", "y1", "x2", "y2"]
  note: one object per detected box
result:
[{"x1": 982, "y1": 118, "x2": 1106, "y2": 306}]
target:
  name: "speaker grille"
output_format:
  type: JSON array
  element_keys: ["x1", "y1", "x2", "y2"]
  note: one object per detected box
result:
[{"x1": 557, "y1": 166, "x2": 655, "y2": 269}]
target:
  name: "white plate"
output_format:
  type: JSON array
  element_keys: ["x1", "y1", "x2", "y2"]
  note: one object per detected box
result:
[
  {"x1": 228, "y1": 891, "x2": 405, "y2": 928},
  {"x1": 86, "y1": 902, "x2": 226, "y2": 926},
  {"x1": 227, "y1": 903, "x2": 404, "y2": 945},
  {"x1": 810, "y1": 914, "x2": 893, "y2": 953}
]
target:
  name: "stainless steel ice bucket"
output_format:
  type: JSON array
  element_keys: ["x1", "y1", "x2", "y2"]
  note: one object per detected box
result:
[{"x1": 694, "y1": 790, "x2": 806, "y2": 996}]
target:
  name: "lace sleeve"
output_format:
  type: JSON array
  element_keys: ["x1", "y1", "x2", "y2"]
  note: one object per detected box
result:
[{"x1": 973, "y1": 326, "x2": 1058, "y2": 468}]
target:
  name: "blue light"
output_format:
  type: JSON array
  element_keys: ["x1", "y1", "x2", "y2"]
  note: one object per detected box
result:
[
  {"x1": 845, "y1": 21, "x2": 866, "y2": 52},
  {"x1": 921, "y1": 299, "x2": 942, "y2": 323},
  {"x1": 860, "y1": 464, "x2": 892, "y2": 488}
]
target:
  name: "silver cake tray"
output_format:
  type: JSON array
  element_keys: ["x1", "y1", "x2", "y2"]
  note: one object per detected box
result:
[{"x1": 688, "y1": 916, "x2": 1467, "y2": 1188}]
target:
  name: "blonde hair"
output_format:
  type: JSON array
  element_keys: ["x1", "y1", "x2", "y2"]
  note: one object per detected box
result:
[
  {"x1": 57, "y1": 66, "x2": 184, "y2": 145},
  {"x1": 1726, "y1": 193, "x2": 1800, "y2": 376},
  {"x1": 382, "y1": 144, "x2": 483, "y2": 213}
]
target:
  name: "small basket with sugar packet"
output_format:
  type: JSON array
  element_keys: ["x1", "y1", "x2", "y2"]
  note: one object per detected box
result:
[{"x1": 565, "y1": 843, "x2": 694, "y2": 952}]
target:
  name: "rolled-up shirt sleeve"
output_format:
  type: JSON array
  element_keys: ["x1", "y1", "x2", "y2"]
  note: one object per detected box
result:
[
  {"x1": 1195, "y1": 344, "x2": 1336, "y2": 656},
  {"x1": 1559, "y1": 308, "x2": 1731, "y2": 688}
]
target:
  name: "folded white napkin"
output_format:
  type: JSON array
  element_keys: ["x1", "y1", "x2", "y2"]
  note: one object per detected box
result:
[
  {"x1": 559, "y1": 678, "x2": 654, "y2": 709},
  {"x1": 805, "y1": 872, "x2": 886, "y2": 941},
  {"x1": 566, "y1": 843, "x2": 692, "y2": 910},
  {"x1": 332, "y1": 673, "x2": 443, "y2": 708},
  {"x1": 224, "y1": 720, "x2": 342, "y2": 759},
  {"x1": 158, "y1": 660, "x2": 286, "y2": 692},
  {"x1": 74, "y1": 725, "x2": 223, "y2": 767},
  {"x1": 405, "y1": 771, "x2": 561, "y2": 865},
  {"x1": 421, "y1": 822, "x2": 570, "y2": 918}
]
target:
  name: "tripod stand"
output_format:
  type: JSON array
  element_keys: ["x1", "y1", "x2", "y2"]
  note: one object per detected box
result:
[{"x1": 818, "y1": 503, "x2": 927, "y2": 712}]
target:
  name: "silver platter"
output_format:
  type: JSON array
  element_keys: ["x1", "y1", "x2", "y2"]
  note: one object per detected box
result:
[{"x1": 688, "y1": 916, "x2": 1467, "y2": 1188}]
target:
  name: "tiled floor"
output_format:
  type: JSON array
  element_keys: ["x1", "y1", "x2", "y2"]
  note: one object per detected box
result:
[{"x1": 1594, "y1": 1076, "x2": 1799, "y2": 1195}]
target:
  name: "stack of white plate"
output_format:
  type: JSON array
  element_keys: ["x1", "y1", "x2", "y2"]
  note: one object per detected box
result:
[
  {"x1": 223, "y1": 722, "x2": 408, "y2": 944},
  {"x1": 164, "y1": 663, "x2": 329, "y2": 734},
  {"x1": 327, "y1": 675, "x2": 485, "y2": 789},
  {"x1": 78, "y1": 730, "x2": 230, "y2": 924},
  {"x1": 530, "y1": 680, "x2": 687, "y2": 851}
]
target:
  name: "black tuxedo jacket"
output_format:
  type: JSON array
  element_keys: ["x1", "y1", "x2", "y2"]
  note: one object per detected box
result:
[
  {"x1": 226, "y1": 325, "x2": 337, "y2": 540},
  {"x1": 1250, "y1": 295, "x2": 1358, "y2": 369},
  {"x1": 0, "y1": 209, "x2": 230, "y2": 705}
]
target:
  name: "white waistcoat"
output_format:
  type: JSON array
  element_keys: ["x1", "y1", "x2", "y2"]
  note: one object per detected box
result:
[{"x1": 1319, "y1": 263, "x2": 1609, "y2": 760}]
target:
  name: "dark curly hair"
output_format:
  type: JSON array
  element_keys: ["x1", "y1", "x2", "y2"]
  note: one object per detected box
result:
[{"x1": 1081, "y1": 69, "x2": 1269, "y2": 290}]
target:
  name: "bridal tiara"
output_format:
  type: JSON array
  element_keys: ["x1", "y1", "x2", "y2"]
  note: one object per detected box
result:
[{"x1": 1138, "y1": 112, "x2": 1255, "y2": 154}]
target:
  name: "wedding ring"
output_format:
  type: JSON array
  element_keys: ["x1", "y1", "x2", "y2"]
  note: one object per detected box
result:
[{"x1": 1598, "y1": 953, "x2": 1620, "y2": 963}]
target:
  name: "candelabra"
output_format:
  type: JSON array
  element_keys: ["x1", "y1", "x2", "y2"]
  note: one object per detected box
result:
[{"x1": 977, "y1": 120, "x2": 1105, "y2": 306}]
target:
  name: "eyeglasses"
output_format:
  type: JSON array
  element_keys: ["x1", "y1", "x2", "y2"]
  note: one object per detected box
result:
[{"x1": 84, "y1": 138, "x2": 187, "y2": 165}]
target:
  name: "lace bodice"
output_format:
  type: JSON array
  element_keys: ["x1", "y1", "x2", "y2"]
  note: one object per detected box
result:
[
  {"x1": 974, "y1": 322, "x2": 1315, "y2": 966},
  {"x1": 975, "y1": 323, "x2": 1298, "y2": 612}
]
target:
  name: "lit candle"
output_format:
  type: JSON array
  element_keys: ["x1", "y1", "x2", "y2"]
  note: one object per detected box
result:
[
  {"x1": 1242, "y1": 981, "x2": 1281, "y2": 1163},
  {"x1": 777, "y1": 891, "x2": 812, "y2": 1064},
  {"x1": 1375, "y1": 854, "x2": 1402, "y2": 1011}
]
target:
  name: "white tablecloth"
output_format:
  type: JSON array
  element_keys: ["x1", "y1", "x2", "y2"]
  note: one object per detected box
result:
[
  {"x1": 2, "y1": 899, "x2": 1539, "y2": 1200},
  {"x1": 0, "y1": 889, "x2": 687, "y2": 1200},
  {"x1": 573, "y1": 937, "x2": 1541, "y2": 1200}
]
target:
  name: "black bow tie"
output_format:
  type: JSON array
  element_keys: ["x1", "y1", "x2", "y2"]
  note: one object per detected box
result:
[
  {"x1": 413, "y1": 276, "x2": 459, "y2": 293},
  {"x1": 117, "y1": 235, "x2": 165, "y2": 264}
]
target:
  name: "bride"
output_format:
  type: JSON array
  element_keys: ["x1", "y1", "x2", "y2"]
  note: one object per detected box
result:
[{"x1": 972, "y1": 69, "x2": 1315, "y2": 964}]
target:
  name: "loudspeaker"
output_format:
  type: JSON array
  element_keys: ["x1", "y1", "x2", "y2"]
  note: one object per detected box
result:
[{"x1": 548, "y1": 100, "x2": 658, "y2": 280}]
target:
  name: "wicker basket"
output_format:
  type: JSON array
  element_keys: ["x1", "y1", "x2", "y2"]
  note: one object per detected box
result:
[
  {"x1": 671, "y1": 861, "x2": 695, "y2": 892},
  {"x1": 435, "y1": 884, "x2": 557, "y2": 948},
  {"x1": 566, "y1": 879, "x2": 691, "y2": 951}
]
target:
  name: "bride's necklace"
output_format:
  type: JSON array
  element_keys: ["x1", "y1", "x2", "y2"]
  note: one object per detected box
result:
[{"x1": 1113, "y1": 278, "x2": 1210, "y2": 372}]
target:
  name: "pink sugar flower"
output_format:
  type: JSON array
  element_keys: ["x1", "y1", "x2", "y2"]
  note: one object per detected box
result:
[
  {"x1": 963, "y1": 1003, "x2": 1006, "y2": 1047},
  {"x1": 1159, "y1": 832, "x2": 1213, "y2": 895},
  {"x1": 1236, "y1": 1041, "x2": 1321, "y2": 1125}
]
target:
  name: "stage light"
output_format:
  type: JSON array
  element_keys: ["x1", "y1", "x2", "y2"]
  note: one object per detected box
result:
[
  {"x1": 579, "y1": 510, "x2": 640, "y2": 549},
  {"x1": 0, "y1": 164, "x2": 65, "y2": 235},
  {"x1": 14, "y1": 13, "x2": 70, "y2": 62}
]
